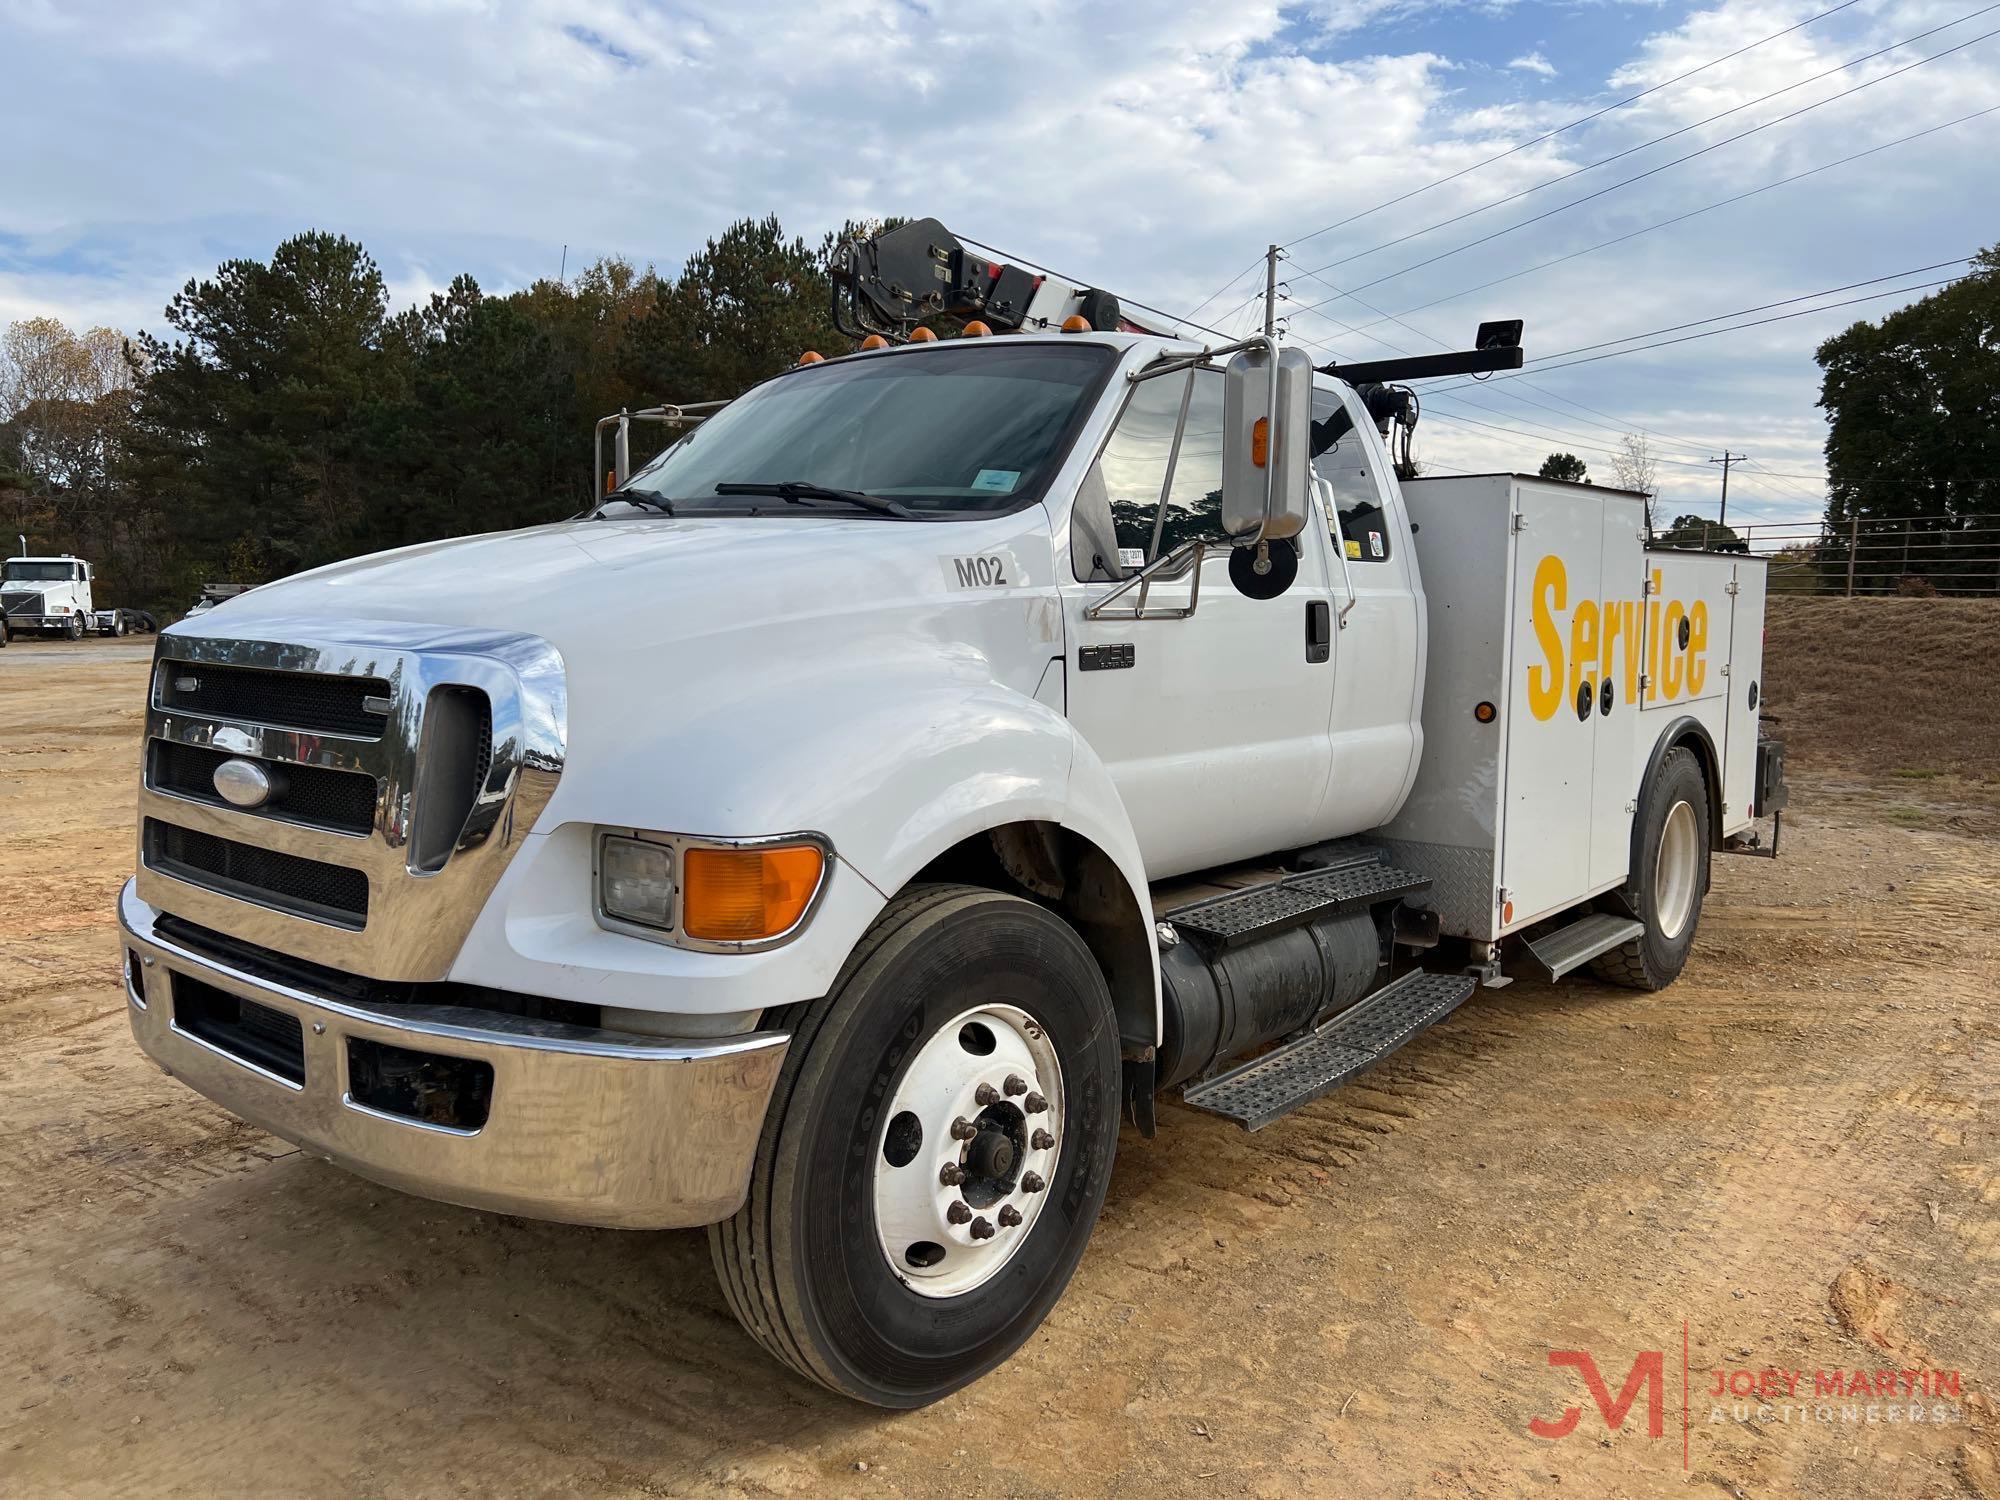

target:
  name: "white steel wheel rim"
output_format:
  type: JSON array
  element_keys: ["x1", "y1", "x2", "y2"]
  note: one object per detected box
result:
[
  {"x1": 1654, "y1": 799, "x2": 1699, "y2": 941},
  {"x1": 873, "y1": 1003, "x2": 1065, "y2": 1299}
]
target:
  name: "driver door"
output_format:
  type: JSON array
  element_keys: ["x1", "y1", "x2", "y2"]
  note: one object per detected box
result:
[{"x1": 1059, "y1": 363, "x2": 1339, "y2": 881}]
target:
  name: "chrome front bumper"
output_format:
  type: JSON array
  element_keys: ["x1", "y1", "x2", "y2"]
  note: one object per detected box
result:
[{"x1": 117, "y1": 880, "x2": 789, "y2": 1229}]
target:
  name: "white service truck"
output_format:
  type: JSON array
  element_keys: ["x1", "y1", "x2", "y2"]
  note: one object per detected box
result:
[
  {"x1": 2, "y1": 550, "x2": 155, "y2": 641},
  {"x1": 118, "y1": 220, "x2": 1787, "y2": 1406}
]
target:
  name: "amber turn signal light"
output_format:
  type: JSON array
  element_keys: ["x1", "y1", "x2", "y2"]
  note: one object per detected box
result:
[
  {"x1": 1251, "y1": 417, "x2": 1270, "y2": 468},
  {"x1": 1474, "y1": 700, "x2": 1497, "y2": 723},
  {"x1": 682, "y1": 843, "x2": 826, "y2": 942}
]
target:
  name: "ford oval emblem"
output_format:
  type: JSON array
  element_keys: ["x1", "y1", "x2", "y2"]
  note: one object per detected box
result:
[{"x1": 212, "y1": 757, "x2": 273, "y2": 809}]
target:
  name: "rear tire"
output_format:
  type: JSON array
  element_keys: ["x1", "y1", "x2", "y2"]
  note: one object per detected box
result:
[
  {"x1": 1591, "y1": 745, "x2": 1710, "y2": 991},
  {"x1": 710, "y1": 883, "x2": 1121, "y2": 1407}
]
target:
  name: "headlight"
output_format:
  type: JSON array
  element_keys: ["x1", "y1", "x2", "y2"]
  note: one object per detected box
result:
[
  {"x1": 599, "y1": 834, "x2": 676, "y2": 930},
  {"x1": 594, "y1": 830, "x2": 830, "y2": 950}
]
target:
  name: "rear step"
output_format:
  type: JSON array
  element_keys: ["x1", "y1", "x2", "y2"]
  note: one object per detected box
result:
[
  {"x1": 1520, "y1": 913, "x2": 1646, "y2": 981},
  {"x1": 1179, "y1": 970, "x2": 1477, "y2": 1130},
  {"x1": 1168, "y1": 861, "x2": 1431, "y2": 951}
]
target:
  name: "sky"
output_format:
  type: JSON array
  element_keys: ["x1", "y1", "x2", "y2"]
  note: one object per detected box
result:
[{"x1": 2, "y1": 0, "x2": 1995, "y2": 532}]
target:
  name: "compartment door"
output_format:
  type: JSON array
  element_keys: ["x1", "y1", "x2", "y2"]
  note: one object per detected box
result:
[
  {"x1": 1502, "y1": 488, "x2": 1604, "y2": 925},
  {"x1": 1722, "y1": 560, "x2": 1767, "y2": 833},
  {"x1": 1589, "y1": 511, "x2": 1645, "y2": 888}
]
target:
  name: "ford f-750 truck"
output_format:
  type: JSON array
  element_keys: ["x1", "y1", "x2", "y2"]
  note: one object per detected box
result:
[{"x1": 119, "y1": 220, "x2": 1786, "y2": 1407}]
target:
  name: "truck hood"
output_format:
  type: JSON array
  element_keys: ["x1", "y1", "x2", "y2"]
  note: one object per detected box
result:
[
  {"x1": 172, "y1": 516, "x2": 945, "y2": 651},
  {"x1": 161, "y1": 511, "x2": 1068, "y2": 842}
]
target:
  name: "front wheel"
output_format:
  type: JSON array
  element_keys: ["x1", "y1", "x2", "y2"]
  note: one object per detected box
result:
[
  {"x1": 711, "y1": 884, "x2": 1121, "y2": 1407},
  {"x1": 65, "y1": 614, "x2": 84, "y2": 641},
  {"x1": 1592, "y1": 744, "x2": 1711, "y2": 990}
]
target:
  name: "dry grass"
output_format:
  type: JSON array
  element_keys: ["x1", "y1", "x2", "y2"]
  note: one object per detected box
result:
[{"x1": 1762, "y1": 597, "x2": 2000, "y2": 786}]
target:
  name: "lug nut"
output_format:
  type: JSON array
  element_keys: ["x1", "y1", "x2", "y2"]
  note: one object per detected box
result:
[
  {"x1": 969, "y1": 1217, "x2": 995, "y2": 1241},
  {"x1": 974, "y1": 1082, "x2": 1000, "y2": 1106},
  {"x1": 997, "y1": 1205, "x2": 1023, "y2": 1228},
  {"x1": 946, "y1": 1200, "x2": 972, "y2": 1225},
  {"x1": 1020, "y1": 1171, "x2": 1045, "y2": 1194},
  {"x1": 949, "y1": 1116, "x2": 978, "y2": 1140},
  {"x1": 1031, "y1": 1129, "x2": 1055, "y2": 1151},
  {"x1": 1003, "y1": 1074, "x2": 1028, "y2": 1097},
  {"x1": 1023, "y1": 1092, "x2": 1049, "y2": 1114},
  {"x1": 939, "y1": 1163, "x2": 965, "y2": 1187}
]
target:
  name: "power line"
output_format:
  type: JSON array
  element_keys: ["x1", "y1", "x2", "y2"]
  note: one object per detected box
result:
[
  {"x1": 1182, "y1": 255, "x2": 1270, "y2": 322},
  {"x1": 1279, "y1": 0, "x2": 1869, "y2": 253},
  {"x1": 1358, "y1": 105, "x2": 1999, "y2": 333},
  {"x1": 1426, "y1": 274, "x2": 1965, "y2": 386},
  {"x1": 1291, "y1": 3, "x2": 2000, "y2": 287},
  {"x1": 1289, "y1": 24, "x2": 2000, "y2": 310}
]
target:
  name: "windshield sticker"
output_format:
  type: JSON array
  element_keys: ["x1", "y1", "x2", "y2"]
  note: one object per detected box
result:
[
  {"x1": 971, "y1": 468, "x2": 1020, "y2": 493},
  {"x1": 943, "y1": 551, "x2": 1022, "y2": 590}
]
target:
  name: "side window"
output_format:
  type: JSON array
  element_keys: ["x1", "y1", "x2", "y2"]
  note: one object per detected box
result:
[
  {"x1": 1084, "y1": 368, "x2": 1226, "y2": 573},
  {"x1": 1312, "y1": 390, "x2": 1394, "y2": 563}
]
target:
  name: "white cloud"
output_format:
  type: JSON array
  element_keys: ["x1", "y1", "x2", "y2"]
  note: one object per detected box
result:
[{"x1": 1509, "y1": 50, "x2": 1557, "y2": 77}]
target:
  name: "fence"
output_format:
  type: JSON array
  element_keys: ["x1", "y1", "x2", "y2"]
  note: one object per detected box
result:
[{"x1": 1658, "y1": 512, "x2": 2000, "y2": 598}]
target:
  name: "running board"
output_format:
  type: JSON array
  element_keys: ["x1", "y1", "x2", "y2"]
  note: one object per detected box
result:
[
  {"x1": 1520, "y1": 913, "x2": 1645, "y2": 981},
  {"x1": 1167, "y1": 861, "x2": 1431, "y2": 952},
  {"x1": 1178, "y1": 970, "x2": 1477, "y2": 1130}
]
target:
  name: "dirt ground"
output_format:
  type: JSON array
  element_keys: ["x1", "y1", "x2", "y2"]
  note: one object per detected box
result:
[{"x1": 2, "y1": 625, "x2": 1996, "y2": 1499}]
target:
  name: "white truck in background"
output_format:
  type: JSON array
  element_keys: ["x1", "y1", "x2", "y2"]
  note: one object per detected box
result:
[
  {"x1": 117, "y1": 219, "x2": 1788, "y2": 1407},
  {"x1": 2, "y1": 547, "x2": 156, "y2": 641}
]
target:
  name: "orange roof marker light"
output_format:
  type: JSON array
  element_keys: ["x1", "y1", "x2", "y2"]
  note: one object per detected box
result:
[
  {"x1": 908, "y1": 326, "x2": 938, "y2": 342},
  {"x1": 961, "y1": 320, "x2": 992, "y2": 337},
  {"x1": 1061, "y1": 314, "x2": 1091, "y2": 333},
  {"x1": 859, "y1": 334, "x2": 890, "y2": 351},
  {"x1": 798, "y1": 350, "x2": 825, "y2": 365}
]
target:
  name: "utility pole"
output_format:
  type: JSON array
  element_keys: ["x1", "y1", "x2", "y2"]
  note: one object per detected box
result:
[
  {"x1": 1707, "y1": 451, "x2": 1745, "y2": 531},
  {"x1": 1263, "y1": 245, "x2": 1281, "y2": 337}
]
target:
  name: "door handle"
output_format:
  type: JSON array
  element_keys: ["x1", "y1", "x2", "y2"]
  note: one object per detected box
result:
[{"x1": 1306, "y1": 600, "x2": 1331, "y2": 664}]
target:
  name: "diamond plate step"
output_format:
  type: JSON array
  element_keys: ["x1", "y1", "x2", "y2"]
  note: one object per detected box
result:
[
  {"x1": 1167, "y1": 862, "x2": 1431, "y2": 951},
  {"x1": 1179, "y1": 970, "x2": 1478, "y2": 1130},
  {"x1": 1521, "y1": 913, "x2": 1645, "y2": 981}
]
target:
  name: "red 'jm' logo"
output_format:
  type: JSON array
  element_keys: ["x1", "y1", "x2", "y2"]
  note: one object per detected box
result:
[{"x1": 1530, "y1": 1350, "x2": 1666, "y2": 1440}]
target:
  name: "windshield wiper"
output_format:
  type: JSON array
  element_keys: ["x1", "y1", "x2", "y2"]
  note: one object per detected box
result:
[
  {"x1": 713, "y1": 481, "x2": 917, "y2": 519},
  {"x1": 594, "y1": 488, "x2": 675, "y2": 516}
]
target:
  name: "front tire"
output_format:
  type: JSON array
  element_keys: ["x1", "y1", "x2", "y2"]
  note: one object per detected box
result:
[
  {"x1": 65, "y1": 614, "x2": 84, "y2": 641},
  {"x1": 1592, "y1": 745, "x2": 1711, "y2": 990},
  {"x1": 711, "y1": 884, "x2": 1121, "y2": 1407}
]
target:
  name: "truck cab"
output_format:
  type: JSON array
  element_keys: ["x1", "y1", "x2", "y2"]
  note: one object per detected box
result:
[
  {"x1": 2, "y1": 554, "x2": 94, "y2": 639},
  {"x1": 118, "y1": 224, "x2": 1783, "y2": 1409}
]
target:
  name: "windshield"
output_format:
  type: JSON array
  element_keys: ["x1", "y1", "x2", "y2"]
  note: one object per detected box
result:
[
  {"x1": 3, "y1": 561, "x2": 77, "y2": 583},
  {"x1": 623, "y1": 341, "x2": 1116, "y2": 517}
]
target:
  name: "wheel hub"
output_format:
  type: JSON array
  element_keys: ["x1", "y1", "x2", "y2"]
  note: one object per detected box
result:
[{"x1": 873, "y1": 1004, "x2": 1064, "y2": 1298}]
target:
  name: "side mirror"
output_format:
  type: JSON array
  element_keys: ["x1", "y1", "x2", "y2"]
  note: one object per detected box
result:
[{"x1": 1221, "y1": 343, "x2": 1314, "y2": 544}]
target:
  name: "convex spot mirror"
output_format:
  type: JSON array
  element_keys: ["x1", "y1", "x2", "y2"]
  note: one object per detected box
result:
[{"x1": 1222, "y1": 344, "x2": 1313, "y2": 599}]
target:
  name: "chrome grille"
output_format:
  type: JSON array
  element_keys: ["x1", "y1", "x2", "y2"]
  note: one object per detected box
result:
[
  {"x1": 148, "y1": 738, "x2": 380, "y2": 835},
  {"x1": 135, "y1": 626, "x2": 566, "y2": 982},
  {"x1": 146, "y1": 819, "x2": 369, "y2": 928},
  {"x1": 158, "y1": 660, "x2": 391, "y2": 738}
]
